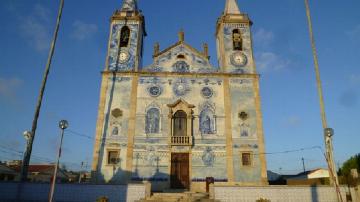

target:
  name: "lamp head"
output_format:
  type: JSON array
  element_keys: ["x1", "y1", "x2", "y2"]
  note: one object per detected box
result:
[
  {"x1": 23, "y1": 131, "x2": 32, "y2": 140},
  {"x1": 324, "y1": 128, "x2": 334, "y2": 137},
  {"x1": 59, "y1": 120, "x2": 69, "y2": 130}
]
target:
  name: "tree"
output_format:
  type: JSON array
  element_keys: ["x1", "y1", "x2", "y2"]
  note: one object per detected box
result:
[{"x1": 338, "y1": 153, "x2": 360, "y2": 186}]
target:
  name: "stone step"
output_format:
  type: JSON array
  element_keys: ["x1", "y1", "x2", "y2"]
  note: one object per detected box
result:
[
  {"x1": 136, "y1": 191, "x2": 217, "y2": 202},
  {"x1": 136, "y1": 198, "x2": 219, "y2": 202},
  {"x1": 153, "y1": 193, "x2": 187, "y2": 197}
]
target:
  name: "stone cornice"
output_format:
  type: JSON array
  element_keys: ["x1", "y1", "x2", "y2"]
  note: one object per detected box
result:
[
  {"x1": 110, "y1": 10, "x2": 147, "y2": 37},
  {"x1": 101, "y1": 71, "x2": 260, "y2": 79},
  {"x1": 110, "y1": 10, "x2": 145, "y2": 23},
  {"x1": 215, "y1": 14, "x2": 252, "y2": 36}
]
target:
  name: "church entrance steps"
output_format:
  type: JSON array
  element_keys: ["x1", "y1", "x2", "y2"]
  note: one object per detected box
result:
[{"x1": 136, "y1": 191, "x2": 220, "y2": 202}]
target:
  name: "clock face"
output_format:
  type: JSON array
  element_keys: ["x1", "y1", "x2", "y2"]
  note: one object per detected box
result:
[
  {"x1": 231, "y1": 52, "x2": 248, "y2": 67},
  {"x1": 118, "y1": 51, "x2": 130, "y2": 63}
]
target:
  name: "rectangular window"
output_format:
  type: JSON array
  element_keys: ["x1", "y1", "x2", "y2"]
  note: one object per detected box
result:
[
  {"x1": 107, "y1": 150, "x2": 120, "y2": 165},
  {"x1": 242, "y1": 152, "x2": 252, "y2": 166}
]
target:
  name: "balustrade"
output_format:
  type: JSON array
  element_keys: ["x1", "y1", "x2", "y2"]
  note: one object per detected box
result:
[{"x1": 171, "y1": 136, "x2": 190, "y2": 145}]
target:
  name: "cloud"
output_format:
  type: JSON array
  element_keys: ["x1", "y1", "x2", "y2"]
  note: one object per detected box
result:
[
  {"x1": 256, "y1": 52, "x2": 291, "y2": 72},
  {"x1": 346, "y1": 24, "x2": 360, "y2": 40},
  {"x1": 284, "y1": 116, "x2": 301, "y2": 127},
  {"x1": 0, "y1": 77, "x2": 23, "y2": 101},
  {"x1": 339, "y1": 90, "x2": 358, "y2": 108},
  {"x1": 20, "y1": 19, "x2": 50, "y2": 51},
  {"x1": 18, "y1": 4, "x2": 51, "y2": 51},
  {"x1": 349, "y1": 74, "x2": 360, "y2": 85},
  {"x1": 70, "y1": 20, "x2": 98, "y2": 41},
  {"x1": 33, "y1": 4, "x2": 51, "y2": 22},
  {"x1": 252, "y1": 27, "x2": 293, "y2": 72},
  {"x1": 253, "y1": 28, "x2": 274, "y2": 47}
]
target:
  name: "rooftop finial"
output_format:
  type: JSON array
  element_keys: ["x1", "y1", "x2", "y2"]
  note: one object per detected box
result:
[
  {"x1": 224, "y1": 0, "x2": 241, "y2": 14},
  {"x1": 178, "y1": 29, "x2": 185, "y2": 42},
  {"x1": 203, "y1": 43, "x2": 209, "y2": 59},
  {"x1": 121, "y1": 0, "x2": 138, "y2": 12},
  {"x1": 154, "y1": 42, "x2": 160, "y2": 56}
]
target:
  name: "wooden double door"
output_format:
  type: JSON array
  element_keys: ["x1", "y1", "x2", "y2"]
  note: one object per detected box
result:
[{"x1": 170, "y1": 153, "x2": 189, "y2": 189}]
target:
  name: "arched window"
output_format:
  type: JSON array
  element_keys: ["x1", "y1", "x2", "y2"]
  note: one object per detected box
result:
[
  {"x1": 120, "y1": 26, "x2": 130, "y2": 47},
  {"x1": 199, "y1": 109, "x2": 215, "y2": 134},
  {"x1": 232, "y1": 29, "x2": 242, "y2": 51},
  {"x1": 173, "y1": 110, "x2": 187, "y2": 136},
  {"x1": 145, "y1": 108, "x2": 160, "y2": 134}
]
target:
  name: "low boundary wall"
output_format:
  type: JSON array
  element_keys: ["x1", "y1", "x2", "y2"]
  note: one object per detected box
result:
[
  {"x1": 0, "y1": 182, "x2": 149, "y2": 202},
  {"x1": 211, "y1": 185, "x2": 354, "y2": 202}
]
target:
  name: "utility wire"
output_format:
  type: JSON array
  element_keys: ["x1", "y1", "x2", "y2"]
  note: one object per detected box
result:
[
  {"x1": 66, "y1": 129, "x2": 94, "y2": 140},
  {"x1": 0, "y1": 145, "x2": 81, "y2": 168},
  {"x1": 253, "y1": 146, "x2": 323, "y2": 156}
]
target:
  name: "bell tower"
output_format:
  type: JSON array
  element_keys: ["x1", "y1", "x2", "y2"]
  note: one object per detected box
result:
[
  {"x1": 216, "y1": 0, "x2": 255, "y2": 74},
  {"x1": 106, "y1": 0, "x2": 146, "y2": 71}
]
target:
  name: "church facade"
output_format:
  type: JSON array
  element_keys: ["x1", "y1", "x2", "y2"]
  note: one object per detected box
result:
[{"x1": 92, "y1": 0, "x2": 267, "y2": 191}]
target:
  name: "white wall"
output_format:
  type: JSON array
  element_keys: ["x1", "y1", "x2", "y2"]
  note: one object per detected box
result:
[
  {"x1": 212, "y1": 185, "x2": 350, "y2": 202},
  {"x1": 308, "y1": 169, "x2": 329, "y2": 179},
  {"x1": 0, "y1": 182, "x2": 147, "y2": 202}
]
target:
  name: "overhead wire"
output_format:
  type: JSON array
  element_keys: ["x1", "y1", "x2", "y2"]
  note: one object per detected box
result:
[
  {"x1": 0, "y1": 144, "x2": 82, "y2": 169},
  {"x1": 0, "y1": 129, "x2": 329, "y2": 173}
]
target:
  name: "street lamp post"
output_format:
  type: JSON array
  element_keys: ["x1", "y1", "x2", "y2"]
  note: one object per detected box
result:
[
  {"x1": 22, "y1": 131, "x2": 32, "y2": 173},
  {"x1": 304, "y1": 0, "x2": 342, "y2": 201},
  {"x1": 49, "y1": 120, "x2": 68, "y2": 202},
  {"x1": 16, "y1": 131, "x2": 33, "y2": 202},
  {"x1": 20, "y1": 0, "x2": 64, "y2": 182}
]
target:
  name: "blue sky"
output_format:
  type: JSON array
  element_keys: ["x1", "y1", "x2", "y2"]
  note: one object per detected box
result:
[{"x1": 0, "y1": 0, "x2": 359, "y2": 174}]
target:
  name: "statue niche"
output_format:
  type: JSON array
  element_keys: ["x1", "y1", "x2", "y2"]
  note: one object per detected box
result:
[
  {"x1": 199, "y1": 102, "x2": 216, "y2": 134},
  {"x1": 110, "y1": 108, "x2": 123, "y2": 136},
  {"x1": 145, "y1": 108, "x2": 160, "y2": 134}
]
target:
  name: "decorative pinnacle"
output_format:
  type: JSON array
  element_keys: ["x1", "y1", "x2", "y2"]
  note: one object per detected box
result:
[
  {"x1": 224, "y1": 0, "x2": 241, "y2": 15},
  {"x1": 203, "y1": 43, "x2": 209, "y2": 58},
  {"x1": 154, "y1": 42, "x2": 160, "y2": 56},
  {"x1": 178, "y1": 29, "x2": 185, "y2": 42},
  {"x1": 121, "y1": 0, "x2": 138, "y2": 12}
]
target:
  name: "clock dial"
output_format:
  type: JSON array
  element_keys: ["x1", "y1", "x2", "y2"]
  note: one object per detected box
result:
[
  {"x1": 118, "y1": 51, "x2": 130, "y2": 63},
  {"x1": 230, "y1": 52, "x2": 248, "y2": 67}
]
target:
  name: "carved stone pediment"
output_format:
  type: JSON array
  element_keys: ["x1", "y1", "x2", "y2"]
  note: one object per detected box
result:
[{"x1": 167, "y1": 99, "x2": 195, "y2": 109}]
